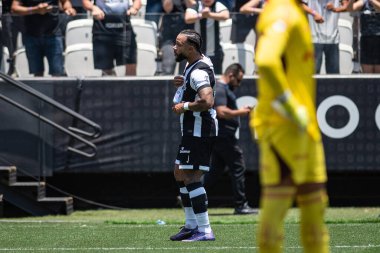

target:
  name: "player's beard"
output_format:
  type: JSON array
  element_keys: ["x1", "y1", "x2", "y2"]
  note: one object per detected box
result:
[{"x1": 175, "y1": 53, "x2": 186, "y2": 62}]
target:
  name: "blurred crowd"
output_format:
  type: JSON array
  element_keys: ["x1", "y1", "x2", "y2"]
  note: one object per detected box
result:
[{"x1": 0, "y1": 0, "x2": 379, "y2": 77}]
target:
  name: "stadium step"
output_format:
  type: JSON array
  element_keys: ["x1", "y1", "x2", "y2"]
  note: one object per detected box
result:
[{"x1": 0, "y1": 166, "x2": 73, "y2": 217}]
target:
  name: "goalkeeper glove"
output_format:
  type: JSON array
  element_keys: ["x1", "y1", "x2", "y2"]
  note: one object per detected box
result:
[{"x1": 271, "y1": 90, "x2": 309, "y2": 130}]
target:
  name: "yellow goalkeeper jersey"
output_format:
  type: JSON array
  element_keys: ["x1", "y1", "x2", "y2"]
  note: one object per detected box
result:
[{"x1": 250, "y1": 0, "x2": 321, "y2": 141}]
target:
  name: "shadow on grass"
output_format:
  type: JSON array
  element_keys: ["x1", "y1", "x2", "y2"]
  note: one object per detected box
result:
[{"x1": 209, "y1": 213, "x2": 235, "y2": 216}]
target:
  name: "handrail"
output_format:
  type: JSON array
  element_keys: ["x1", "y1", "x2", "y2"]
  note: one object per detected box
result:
[
  {"x1": 0, "y1": 72, "x2": 102, "y2": 138},
  {"x1": 0, "y1": 73, "x2": 101, "y2": 158}
]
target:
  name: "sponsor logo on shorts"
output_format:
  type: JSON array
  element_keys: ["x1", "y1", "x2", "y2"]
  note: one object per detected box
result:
[{"x1": 180, "y1": 147, "x2": 191, "y2": 154}]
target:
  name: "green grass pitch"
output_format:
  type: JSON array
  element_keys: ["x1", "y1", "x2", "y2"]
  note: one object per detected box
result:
[{"x1": 0, "y1": 207, "x2": 379, "y2": 252}]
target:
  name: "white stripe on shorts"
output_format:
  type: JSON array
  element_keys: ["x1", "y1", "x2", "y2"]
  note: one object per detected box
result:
[
  {"x1": 189, "y1": 187, "x2": 206, "y2": 198},
  {"x1": 179, "y1": 165, "x2": 194, "y2": 170}
]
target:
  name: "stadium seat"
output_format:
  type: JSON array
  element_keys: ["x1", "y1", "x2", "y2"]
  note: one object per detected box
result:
[
  {"x1": 115, "y1": 43, "x2": 157, "y2": 76},
  {"x1": 219, "y1": 18, "x2": 232, "y2": 43},
  {"x1": 64, "y1": 43, "x2": 102, "y2": 77},
  {"x1": 1, "y1": 47, "x2": 10, "y2": 73},
  {"x1": 16, "y1": 32, "x2": 24, "y2": 50},
  {"x1": 245, "y1": 29, "x2": 256, "y2": 48},
  {"x1": 130, "y1": 19, "x2": 158, "y2": 47},
  {"x1": 65, "y1": 18, "x2": 93, "y2": 46},
  {"x1": 339, "y1": 12, "x2": 354, "y2": 23},
  {"x1": 65, "y1": 42, "x2": 157, "y2": 77},
  {"x1": 339, "y1": 43, "x2": 354, "y2": 75},
  {"x1": 338, "y1": 18, "x2": 353, "y2": 47},
  {"x1": 14, "y1": 48, "x2": 49, "y2": 77},
  {"x1": 221, "y1": 42, "x2": 255, "y2": 75}
]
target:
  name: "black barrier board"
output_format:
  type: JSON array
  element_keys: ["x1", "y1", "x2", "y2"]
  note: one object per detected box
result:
[{"x1": 0, "y1": 77, "x2": 379, "y2": 175}]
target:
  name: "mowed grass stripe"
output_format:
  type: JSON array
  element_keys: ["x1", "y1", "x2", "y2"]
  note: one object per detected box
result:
[{"x1": 0, "y1": 208, "x2": 379, "y2": 253}]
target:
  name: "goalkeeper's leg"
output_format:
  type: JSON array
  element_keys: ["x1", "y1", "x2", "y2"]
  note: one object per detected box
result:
[
  {"x1": 297, "y1": 185, "x2": 330, "y2": 253},
  {"x1": 257, "y1": 186, "x2": 295, "y2": 253}
]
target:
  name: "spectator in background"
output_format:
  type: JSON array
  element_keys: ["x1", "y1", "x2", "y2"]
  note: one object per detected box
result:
[
  {"x1": 2, "y1": 0, "x2": 24, "y2": 76},
  {"x1": 82, "y1": 0, "x2": 141, "y2": 76},
  {"x1": 302, "y1": 0, "x2": 349, "y2": 74},
  {"x1": 11, "y1": 0, "x2": 76, "y2": 77},
  {"x1": 231, "y1": 0, "x2": 263, "y2": 44},
  {"x1": 185, "y1": 0, "x2": 229, "y2": 74},
  {"x1": 348, "y1": 0, "x2": 380, "y2": 73},
  {"x1": 70, "y1": 0, "x2": 86, "y2": 14},
  {"x1": 145, "y1": 0, "x2": 164, "y2": 26},
  {"x1": 159, "y1": 0, "x2": 193, "y2": 75},
  {"x1": 203, "y1": 63, "x2": 258, "y2": 215}
]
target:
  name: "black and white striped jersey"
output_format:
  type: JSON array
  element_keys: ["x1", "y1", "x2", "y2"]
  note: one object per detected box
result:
[{"x1": 178, "y1": 56, "x2": 218, "y2": 137}]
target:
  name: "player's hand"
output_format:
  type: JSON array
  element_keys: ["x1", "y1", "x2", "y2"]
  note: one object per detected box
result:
[
  {"x1": 127, "y1": 6, "x2": 138, "y2": 16},
  {"x1": 92, "y1": 5, "x2": 105, "y2": 20},
  {"x1": 201, "y1": 7, "x2": 211, "y2": 18},
  {"x1": 326, "y1": 2, "x2": 336, "y2": 12},
  {"x1": 314, "y1": 12, "x2": 324, "y2": 23},
  {"x1": 64, "y1": 7, "x2": 77, "y2": 16},
  {"x1": 36, "y1": 3, "x2": 52, "y2": 15},
  {"x1": 173, "y1": 75, "x2": 184, "y2": 88},
  {"x1": 271, "y1": 91, "x2": 309, "y2": 131},
  {"x1": 172, "y1": 102, "x2": 185, "y2": 115},
  {"x1": 241, "y1": 106, "x2": 252, "y2": 115}
]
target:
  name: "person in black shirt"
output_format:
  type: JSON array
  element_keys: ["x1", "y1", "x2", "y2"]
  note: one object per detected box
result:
[
  {"x1": 204, "y1": 63, "x2": 258, "y2": 214},
  {"x1": 184, "y1": 0, "x2": 229, "y2": 74},
  {"x1": 11, "y1": 0, "x2": 76, "y2": 76},
  {"x1": 171, "y1": 29, "x2": 217, "y2": 242},
  {"x1": 82, "y1": 0, "x2": 141, "y2": 76},
  {"x1": 159, "y1": 0, "x2": 193, "y2": 75}
]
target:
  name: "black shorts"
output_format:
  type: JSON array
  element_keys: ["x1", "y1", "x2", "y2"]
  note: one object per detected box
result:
[
  {"x1": 93, "y1": 33, "x2": 137, "y2": 69},
  {"x1": 175, "y1": 136, "x2": 215, "y2": 171},
  {"x1": 360, "y1": 35, "x2": 380, "y2": 65}
]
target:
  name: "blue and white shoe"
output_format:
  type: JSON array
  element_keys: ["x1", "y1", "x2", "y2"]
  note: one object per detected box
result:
[
  {"x1": 182, "y1": 231, "x2": 215, "y2": 242},
  {"x1": 170, "y1": 226, "x2": 198, "y2": 241}
]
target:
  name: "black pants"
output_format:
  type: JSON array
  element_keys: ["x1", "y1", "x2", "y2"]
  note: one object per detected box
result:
[{"x1": 204, "y1": 136, "x2": 247, "y2": 208}]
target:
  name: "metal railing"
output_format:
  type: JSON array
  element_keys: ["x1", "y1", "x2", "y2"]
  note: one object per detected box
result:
[{"x1": 0, "y1": 72, "x2": 101, "y2": 158}]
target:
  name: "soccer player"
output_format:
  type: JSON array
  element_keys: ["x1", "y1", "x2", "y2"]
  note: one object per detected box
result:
[
  {"x1": 251, "y1": 0, "x2": 330, "y2": 252},
  {"x1": 170, "y1": 29, "x2": 217, "y2": 241}
]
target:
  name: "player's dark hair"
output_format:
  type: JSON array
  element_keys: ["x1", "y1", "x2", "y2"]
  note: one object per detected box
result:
[
  {"x1": 224, "y1": 63, "x2": 245, "y2": 76},
  {"x1": 180, "y1": 29, "x2": 203, "y2": 54}
]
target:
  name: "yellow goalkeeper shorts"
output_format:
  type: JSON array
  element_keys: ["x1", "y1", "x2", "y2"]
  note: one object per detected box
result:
[{"x1": 258, "y1": 125, "x2": 327, "y2": 186}]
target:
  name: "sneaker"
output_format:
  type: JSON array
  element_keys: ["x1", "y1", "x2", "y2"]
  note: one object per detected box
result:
[
  {"x1": 234, "y1": 202, "x2": 259, "y2": 215},
  {"x1": 182, "y1": 231, "x2": 215, "y2": 242},
  {"x1": 170, "y1": 226, "x2": 198, "y2": 241}
]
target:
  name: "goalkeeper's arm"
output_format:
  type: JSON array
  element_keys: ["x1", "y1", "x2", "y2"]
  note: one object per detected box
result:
[{"x1": 271, "y1": 90, "x2": 309, "y2": 130}]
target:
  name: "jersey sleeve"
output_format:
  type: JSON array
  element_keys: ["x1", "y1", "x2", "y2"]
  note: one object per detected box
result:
[
  {"x1": 214, "y1": 84, "x2": 227, "y2": 107},
  {"x1": 186, "y1": 5, "x2": 198, "y2": 14},
  {"x1": 255, "y1": 8, "x2": 294, "y2": 95},
  {"x1": 189, "y1": 69, "x2": 211, "y2": 91},
  {"x1": 215, "y1": 1, "x2": 228, "y2": 12}
]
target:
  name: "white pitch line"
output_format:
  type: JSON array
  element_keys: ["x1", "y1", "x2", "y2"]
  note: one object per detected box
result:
[{"x1": 0, "y1": 220, "x2": 91, "y2": 223}]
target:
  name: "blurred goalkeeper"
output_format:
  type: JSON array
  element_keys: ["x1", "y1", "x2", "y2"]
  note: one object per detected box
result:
[{"x1": 250, "y1": 0, "x2": 330, "y2": 252}]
